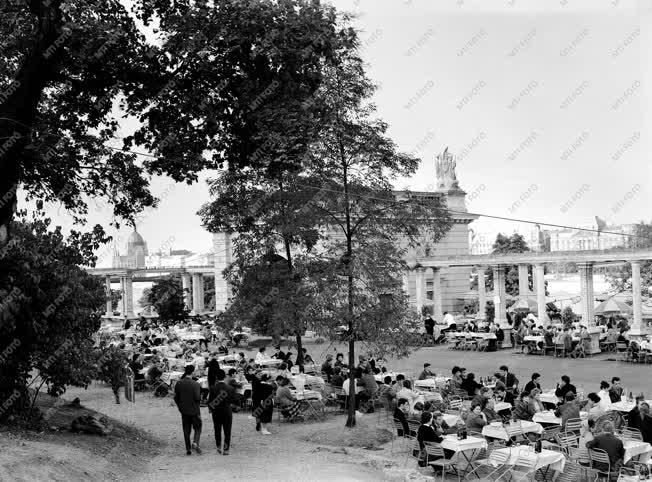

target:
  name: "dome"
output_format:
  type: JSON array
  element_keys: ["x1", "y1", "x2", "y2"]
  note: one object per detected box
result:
[{"x1": 126, "y1": 229, "x2": 148, "y2": 257}]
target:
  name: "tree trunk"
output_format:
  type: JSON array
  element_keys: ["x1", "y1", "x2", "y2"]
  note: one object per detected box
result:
[
  {"x1": 0, "y1": 1, "x2": 64, "y2": 247},
  {"x1": 294, "y1": 332, "x2": 303, "y2": 368}
]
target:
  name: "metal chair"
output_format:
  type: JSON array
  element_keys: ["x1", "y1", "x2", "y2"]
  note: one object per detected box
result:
[
  {"x1": 589, "y1": 448, "x2": 619, "y2": 481},
  {"x1": 424, "y1": 441, "x2": 460, "y2": 481},
  {"x1": 497, "y1": 448, "x2": 537, "y2": 481},
  {"x1": 556, "y1": 460, "x2": 582, "y2": 482},
  {"x1": 464, "y1": 443, "x2": 511, "y2": 481},
  {"x1": 554, "y1": 342, "x2": 567, "y2": 358},
  {"x1": 618, "y1": 427, "x2": 643, "y2": 441},
  {"x1": 565, "y1": 417, "x2": 583, "y2": 436},
  {"x1": 407, "y1": 419, "x2": 420, "y2": 437}
]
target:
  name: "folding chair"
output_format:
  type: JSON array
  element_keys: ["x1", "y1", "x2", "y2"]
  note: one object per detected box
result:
[
  {"x1": 407, "y1": 420, "x2": 420, "y2": 437},
  {"x1": 589, "y1": 448, "x2": 619, "y2": 481},
  {"x1": 424, "y1": 441, "x2": 460, "y2": 481},
  {"x1": 404, "y1": 436, "x2": 421, "y2": 467},
  {"x1": 464, "y1": 444, "x2": 511, "y2": 481},
  {"x1": 555, "y1": 432, "x2": 579, "y2": 456},
  {"x1": 497, "y1": 448, "x2": 537, "y2": 481},
  {"x1": 554, "y1": 343, "x2": 567, "y2": 358},
  {"x1": 555, "y1": 460, "x2": 582, "y2": 482},
  {"x1": 565, "y1": 417, "x2": 583, "y2": 436},
  {"x1": 618, "y1": 427, "x2": 643, "y2": 441}
]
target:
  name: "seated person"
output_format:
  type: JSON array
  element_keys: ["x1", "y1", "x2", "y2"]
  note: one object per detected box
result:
[
  {"x1": 554, "y1": 392, "x2": 581, "y2": 431},
  {"x1": 586, "y1": 421, "x2": 625, "y2": 473},
  {"x1": 410, "y1": 402, "x2": 424, "y2": 421},
  {"x1": 418, "y1": 363, "x2": 435, "y2": 380},
  {"x1": 393, "y1": 398, "x2": 411, "y2": 435},
  {"x1": 466, "y1": 403, "x2": 488, "y2": 432},
  {"x1": 461, "y1": 373, "x2": 483, "y2": 398},
  {"x1": 301, "y1": 348, "x2": 314, "y2": 364},
  {"x1": 608, "y1": 377, "x2": 623, "y2": 403},
  {"x1": 415, "y1": 411, "x2": 445, "y2": 468},
  {"x1": 330, "y1": 367, "x2": 344, "y2": 388},
  {"x1": 321, "y1": 354, "x2": 334, "y2": 382},
  {"x1": 586, "y1": 392, "x2": 606, "y2": 422},
  {"x1": 512, "y1": 392, "x2": 535, "y2": 421},
  {"x1": 482, "y1": 399, "x2": 500, "y2": 423},
  {"x1": 396, "y1": 380, "x2": 421, "y2": 411},
  {"x1": 528, "y1": 389, "x2": 546, "y2": 414},
  {"x1": 275, "y1": 376, "x2": 305, "y2": 419},
  {"x1": 378, "y1": 375, "x2": 396, "y2": 404},
  {"x1": 433, "y1": 410, "x2": 457, "y2": 435}
]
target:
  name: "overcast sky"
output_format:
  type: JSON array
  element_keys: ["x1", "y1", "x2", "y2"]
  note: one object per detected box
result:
[{"x1": 42, "y1": 0, "x2": 651, "y2": 266}]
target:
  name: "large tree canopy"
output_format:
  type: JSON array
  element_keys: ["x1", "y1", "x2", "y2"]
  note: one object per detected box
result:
[{"x1": 0, "y1": 0, "x2": 345, "y2": 246}]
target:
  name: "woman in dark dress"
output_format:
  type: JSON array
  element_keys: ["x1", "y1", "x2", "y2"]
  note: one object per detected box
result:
[
  {"x1": 461, "y1": 373, "x2": 483, "y2": 398},
  {"x1": 252, "y1": 372, "x2": 275, "y2": 434}
]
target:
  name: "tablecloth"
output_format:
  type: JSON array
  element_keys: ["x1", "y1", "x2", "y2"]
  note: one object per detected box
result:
[
  {"x1": 293, "y1": 389, "x2": 323, "y2": 401},
  {"x1": 217, "y1": 354, "x2": 239, "y2": 363},
  {"x1": 532, "y1": 410, "x2": 588, "y2": 425},
  {"x1": 623, "y1": 440, "x2": 652, "y2": 464},
  {"x1": 375, "y1": 371, "x2": 404, "y2": 382},
  {"x1": 609, "y1": 400, "x2": 652, "y2": 412},
  {"x1": 490, "y1": 446, "x2": 566, "y2": 473},
  {"x1": 440, "y1": 435, "x2": 488, "y2": 453},
  {"x1": 482, "y1": 421, "x2": 544, "y2": 440},
  {"x1": 494, "y1": 402, "x2": 512, "y2": 412},
  {"x1": 539, "y1": 392, "x2": 560, "y2": 405},
  {"x1": 256, "y1": 359, "x2": 283, "y2": 368}
]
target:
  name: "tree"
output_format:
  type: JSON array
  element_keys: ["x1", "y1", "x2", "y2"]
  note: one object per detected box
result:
[
  {"x1": 110, "y1": 288, "x2": 122, "y2": 312},
  {"x1": 303, "y1": 40, "x2": 453, "y2": 427},
  {"x1": 96, "y1": 346, "x2": 128, "y2": 404},
  {"x1": 147, "y1": 276, "x2": 187, "y2": 325},
  {"x1": 0, "y1": 213, "x2": 108, "y2": 419},
  {"x1": 605, "y1": 221, "x2": 652, "y2": 296},
  {"x1": 471, "y1": 233, "x2": 537, "y2": 296},
  {"x1": 0, "y1": 0, "x2": 344, "y2": 247},
  {"x1": 138, "y1": 287, "x2": 152, "y2": 311}
]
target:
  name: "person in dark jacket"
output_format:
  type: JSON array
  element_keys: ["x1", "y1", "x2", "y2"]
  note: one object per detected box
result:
[
  {"x1": 554, "y1": 375, "x2": 577, "y2": 400},
  {"x1": 498, "y1": 365, "x2": 519, "y2": 394},
  {"x1": 554, "y1": 392, "x2": 581, "y2": 430},
  {"x1": 416, "y1": 411, "x2": 444, "y2": 467},
  {"x1": 512, "y1": 392, "x2": 535, "y2": 421},
  {"x1": 174, "y1": 365, "x2": 202, "y2": 455},
  {"x1": 523, "y1": 373, "x2": 541, "y2": 395},
  {"x1": 251, "y1": 372, "x2": 275, "y2": 434},
  {"x1": 608, "y1": 377, "x2": 624, "y2": 403},
  {"x1": 586, "y1": 422, "x2": 625, "y2": 473},
  {"x1": 461, "y1": 373, "x2": 483, "y2": 398},
  {"x1": 207, "y1": 358, "x2": 221, "y2": 387},
  {"x1": 393, "y1": 398, "x2": 410, "y2": 436},
  {"x1": 628, "y1": 396, "x2": 647, "y2": 431},
  {"x1": 208, "y1": 369, "x2": 235, "y2": 454},
  {"x1": 330, "y1": 367, "x2": 344, "y2": 388}
]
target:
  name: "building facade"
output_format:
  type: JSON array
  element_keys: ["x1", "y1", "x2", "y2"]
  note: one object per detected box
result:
[{"x1": 112, "y1": 229, "x2": 148, "y2": 269}]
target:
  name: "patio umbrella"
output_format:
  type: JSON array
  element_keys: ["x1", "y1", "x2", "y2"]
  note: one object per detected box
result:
[{"x1": 594, "y1": 298, "x2": 633, "y2": 315}]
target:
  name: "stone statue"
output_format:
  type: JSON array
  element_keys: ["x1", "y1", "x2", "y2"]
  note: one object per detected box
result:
[{"x1": 435, "y1": 147, "x2": 460, "y2": 190}]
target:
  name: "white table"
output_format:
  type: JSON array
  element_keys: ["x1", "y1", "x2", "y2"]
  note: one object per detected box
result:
[
  {"x1": 256, "y1": 359, "x2": 283, "y2": 368},
  {"x1": 482, "y1": 421, "x2": 544, "y2": 440},
  {"x1": 441, "y1": 434, "x2": 488, "y2": 454},
  {"x1": 532, "y1": 410, "x2": 588, "y2": 425},
  {"x1": 375, "y1": 371, "x2": 404, "y2": 382},
  {"x1": 539, "y1": 391, "x2": 560, "y2": 405},
  {"x1": 523, "y1": 335, "x2": 544, "y2": 344},
  {"x1": 293, "y1": 389, "x2": 322, "y2": 401},
  {"x1": 160, "y1": 371, "x2": 184, "y2": 384},
  {"x1": 490, "y1": 445, "x2": 566, "y2": 473},
  {"x1": 217, "y1": 354, "x2": 239, "y2": 363},
  {"x1": 623, "y1": 439, "x2": 652, "y2": 464},
  {"x1": 494, "y1": 402, "x2": 512, "y2": 413},
  {"x1": 443, "y1": 413, "x2": 461, "y2": 427},
  {"x1": 178, "y1": 332, "x2": 205, "y2": 341}
]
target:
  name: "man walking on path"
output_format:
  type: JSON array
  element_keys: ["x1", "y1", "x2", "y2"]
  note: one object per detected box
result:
[
  {"x1": 208, "y1": 369, "x2": 236, "y2": 455},
  {"x1": 174, "y1": 365, "x2": 203, "y2": 455}
]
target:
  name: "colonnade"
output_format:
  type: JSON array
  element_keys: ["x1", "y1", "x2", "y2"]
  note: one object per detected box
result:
[
  {"x1": 410, "y1": 259, "x2": 647, "y2": 352},
  {"x1": 105, "y1": 271, "x2": 207, "y2": 318}
]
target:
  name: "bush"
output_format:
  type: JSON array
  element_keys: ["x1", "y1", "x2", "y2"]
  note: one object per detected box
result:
[{"x1": 96, "y1": 347, "x2": 128, "y2": 403}]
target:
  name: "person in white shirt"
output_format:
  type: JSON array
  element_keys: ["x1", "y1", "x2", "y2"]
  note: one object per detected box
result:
[
  {"x1": 597, "y1": 381, "x2": 612, "y2": 412},
  {"x1": 396, "y1": 380, "x2": 422, "y2": 411},
  {"x1": 255, "y1": 347, "x2": 270, "y2": 364}
]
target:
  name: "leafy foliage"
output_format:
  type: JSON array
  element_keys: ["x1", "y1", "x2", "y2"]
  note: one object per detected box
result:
[
  {"x1": 96, "y1": 346, "x2": 128, "y2": 393},
  {"x1": 0, "y1": 213, "x2": 108, "y2": 418},
  {"x1": 146, "y1": 275, "x2": 187, "y2": 325}
]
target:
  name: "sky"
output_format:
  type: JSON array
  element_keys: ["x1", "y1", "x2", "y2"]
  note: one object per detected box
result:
[{"x1": 40, "y1": 0, "x2": 651, "y2": 267}]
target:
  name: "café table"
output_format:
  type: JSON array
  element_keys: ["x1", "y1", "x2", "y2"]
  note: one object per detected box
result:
[
  {"x1": 440, "y1": 434, "x2": 488, "y2": 476},
  {"x1": 482, "y1": 421, "x2": 544, "y2": 441},
  {"x1": 532, "y1": 410, "x2": 588, "y2": 425},
  {"x1": 493, "y1": 402, "x2": 512, "y2": 413},
  {"x1": 256, "y1": 358, "x2": 283, "y2": 368},
  {"x1": 539, "y1": 391, "x2": 560, "y2": 405},
  {"x1": 160, "y1": 370, "x2": 184, "y2": 387},
  {"x1": 490, "y1": 445, "x2": 565, "y2": 480},
  {"x1": 375, "y1": 371, "x2": 404, "y2": 382},
  {"x1": 217, "y1": 354, "x2": 239, "y2": 363},
  {"x1": 623, "y1": 439, "x2": 652, "y2": 464},
  {"x1": 293, "y1": 389, "x2": 324, "y2": 420}
]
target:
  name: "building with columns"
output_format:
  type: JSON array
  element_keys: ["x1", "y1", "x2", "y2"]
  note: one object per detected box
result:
[{"x1": 112, "y1": 228, "x2": 148, "y2": 268}]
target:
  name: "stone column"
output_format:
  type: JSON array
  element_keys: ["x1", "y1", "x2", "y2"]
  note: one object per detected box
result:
[
  {"x1": 213, "y1": 232, "x2": 233, "y2": 311},
  {"x1": 123, "y1": 275, "x2": 135, "y2": 318},
  {"x1": 119, "y1": 276, "x2": 126, "y2": 315},
  {"x1": 105, "y1": 275, "x2": 112, "y2": 316},
  {"x1": 518, "y1": 264, "x2": 529, "y2": 299},
  {"x1": 578, "y1": 262, "x2": 600, "y2": 353},
  {"x1": 477, "y1": 266, "x2": 486, "y2": 321},
  {"x1": 192, "y1": 273, "x2": 205, "y2": 315},
  {"x1": 181, "y1": 273, "x2": 192, "y2": 311},
  {"x1": 432, "y1": 268, "x2": 443, "y2": 322},
  {"x1": 534, "y1": 264, "x2": 549, "y2": 324},
  {"x1": 415, "y1": 267, "x2": 426, "y2": 316},
  {"x1": 628, "y1": 261, "x2": 648, "y2": 341},
  {"x1": 493, "y1": 265, "x2": 512, "y2": 347}
]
